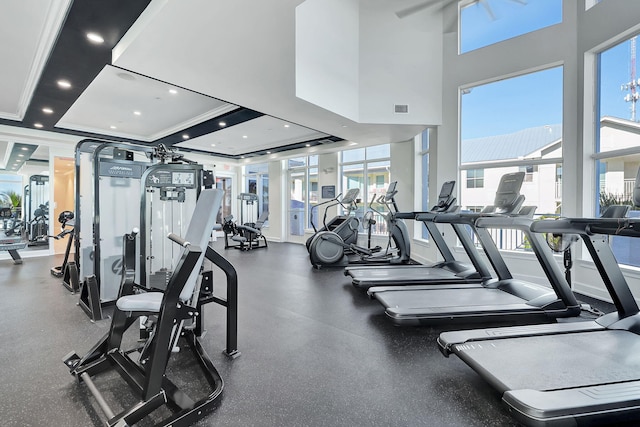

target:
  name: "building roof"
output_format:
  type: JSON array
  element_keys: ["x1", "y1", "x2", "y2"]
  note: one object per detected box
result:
[{"x1": 461, "y1": 123, "x2": 562, "y2": 163}]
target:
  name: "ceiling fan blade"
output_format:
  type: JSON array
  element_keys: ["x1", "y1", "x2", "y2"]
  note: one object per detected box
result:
[
  {"x1": 395, "y1": 0, "x2": 441, "y2": 19},
  {"x1": 478, "y1": 0, "x2": 496, "y2": 20}
]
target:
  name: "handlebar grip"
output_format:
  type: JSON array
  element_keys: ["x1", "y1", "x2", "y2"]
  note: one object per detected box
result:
[{"x1": 167, "y1": 233, "x2": 190, "y2": 247}]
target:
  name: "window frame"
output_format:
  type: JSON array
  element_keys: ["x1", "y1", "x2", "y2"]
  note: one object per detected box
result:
[
  {"x1": 287, "y1": 155, "x2": 318, "y2": 235},
  {"x1": 339, "y1": 144, "x2": 391, "y2": 236}
]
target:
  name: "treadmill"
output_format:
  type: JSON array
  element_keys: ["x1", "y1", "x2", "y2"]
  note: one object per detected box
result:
[
  {"x1": 343, "y1": 181, "x2": 470, "y2": 279},
  {"x1": 346, "y1": 173, "x2": 523, "y2": 290},
  {"x1": 367, "y1": 173, "x2": 581, "y2": 326},
  {"x1": 438, "y1": 202, "x2": 640, "y2": 426}
]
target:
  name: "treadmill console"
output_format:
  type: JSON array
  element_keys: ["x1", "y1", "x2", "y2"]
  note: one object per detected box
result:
[
  {"x1": 493, "y1": 172, "x2": 525, "y2": 212},
  {"x1": 433, "y1": 181, "x2": 456, "y2": 212}
]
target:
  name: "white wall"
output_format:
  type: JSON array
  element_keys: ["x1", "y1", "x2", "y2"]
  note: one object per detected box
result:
[
  {"x1": 295, "y1": 0, "x2": 360, "y2": 121},
  {"x1": 296, "y1": 0, "x2": 442, "y2": 125}
]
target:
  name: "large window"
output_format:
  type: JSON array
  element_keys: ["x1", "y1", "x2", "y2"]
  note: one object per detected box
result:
[
  {"x1": 288, "y1": 156, "x2": 318, "y2": 236},
  {"x1": 460, "y1": 0, "x2": 563, "y2": 54},
  {"x1": 340, "y1": 144, "x2": 390, "y2": 235},
  {"x1": 460, "y1": 67, "x2": 563, "y2": 250},
  {"x1": 461, "y1": 67, "x2": 563, "y2": 216},
  {"x1": 595, "y1": 34, "x2": 640, "y2": 267}
]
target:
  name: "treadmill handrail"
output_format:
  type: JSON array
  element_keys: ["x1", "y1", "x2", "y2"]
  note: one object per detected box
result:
[
  {"x1": 414, "y1": 206, "x2": 460, "y2": 222},
  {"x1": 476, "y1": 216, "x2": 537, "y2": 230},
  {"x1": 531, "y1": 217, "x2": 640, "y2": 237},
  {"x1": 532, "y1": 217, "x2": 640, "y2": 317},
  {"x1": 432, "y1": 211, "x2": 514, "y2": 225}
]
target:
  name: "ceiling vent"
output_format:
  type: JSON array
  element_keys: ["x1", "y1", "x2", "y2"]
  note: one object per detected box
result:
[{"x1": 394, "y1": 104, "x2": 409, "y2": 114}]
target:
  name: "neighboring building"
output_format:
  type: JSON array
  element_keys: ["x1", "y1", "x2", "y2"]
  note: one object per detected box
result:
[
  {"x1": 461, "y1": 124, "x2": 562, "y2": 214},
  {"x1": 460, "y1": 118, "x2": 640, "y2": 215},
  {"x1": 598, "y1": 116, "x2": 640, "y2": 201}
]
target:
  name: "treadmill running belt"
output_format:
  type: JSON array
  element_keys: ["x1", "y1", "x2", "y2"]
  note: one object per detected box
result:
[
  {"x1": 453, "y1": 330, "x2": 640, "y2": 393},
  {"x1": 351, "y1": 266, "x2": 468, "y2": 285},
  {"x1": 376, "y1": 287, "x2": 531, "y2": 310}
]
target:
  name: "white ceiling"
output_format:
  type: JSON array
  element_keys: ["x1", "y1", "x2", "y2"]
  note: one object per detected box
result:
[
  {"x1": 57, "y1": 65, "x2": 238, "y2": 142},
  {"x1": 176, "y1": 115, "x2": 328, "y2": 156},
  {"x1": 1, "y1": 0, "x2": 438, "y2": 166},
  {"x1": 112, "y1": 0, "x2": 430, "y2": 150},
  {"x1": 0, "y1": 0, "x2": 71, "y2": 121}
]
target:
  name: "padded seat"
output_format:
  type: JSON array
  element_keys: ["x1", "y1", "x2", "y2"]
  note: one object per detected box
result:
[{"x1": 116, "y1": 292, "x2": 163, "y2": 312}]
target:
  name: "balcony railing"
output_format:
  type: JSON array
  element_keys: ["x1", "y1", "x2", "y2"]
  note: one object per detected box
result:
[
  {"x1": 470, "y1": 227, "x2": 529, "y2": 252},
  {"x1": 599, "y1": 178, "x2": 636, "y2": 200},
  {"x1": 624, "y1": 178, "x2": 635, "y2": 199}
]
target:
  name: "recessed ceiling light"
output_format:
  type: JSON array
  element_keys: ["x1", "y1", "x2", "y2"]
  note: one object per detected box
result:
[
  {"x1": 34, "y1": 123, "x2": 43, "y2": 128},
  {"x1": 305, "y1": 144, "x2": 311, "y2": 147},
  {"x1": 57, "y1": 80, "x2": 71, "y2": 89},
  {"x1": 350, "y1": 142, "x2": 358, "y2": 146},
  {"x1": 133, "y1": 111, "x2": 141, "y2": 116},
  {"x1": 42, "y1": 107, "x2": 53, "y2": 114},
  {"x1": 18, "y1": 154, "x2": 24, "y2": 157},
  {"x1": 218, "y1": 121, "x2": 226, "y2": 127},
  {"x1": 266, "y1": 151, "x2": 271, "y2": 154},
  {"x1": 110, "y1": 125, "x2": 117, "y2": 129},
  {"x1": 240, "y1": 156, "x2": 245, "y2": 159},
  {"x1": 211, "y1": 144, "x2": 216, "y2": 147},
  {"x1": 342, "y1": 125, "x2": 348, "y2": 128},
  {"x1": 242, "y1": 135, "x2": 248, "y2": 139},
  {"x1": 21, "y1": 147, "x2": 28, "y2": 151},
  {"x1": 169, "y1": 89, "x2": 178, "y2": 94},
  {"x1": 86, "y1": 32, "x2": 104, "y2": 44},
  {"x1": 182, "y1": 134, "x2": 189, "y2": 139},
  {"x1": 284, "y1": 124, "x2": 290, "y2": 128}
]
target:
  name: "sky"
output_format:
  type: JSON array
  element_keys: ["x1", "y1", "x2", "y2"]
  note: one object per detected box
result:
[{"x1": 459, "y1": 0, "x2": 636, "y2": 141}]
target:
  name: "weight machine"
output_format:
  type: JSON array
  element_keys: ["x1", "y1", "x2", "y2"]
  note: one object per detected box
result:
[
  {"x1": 0, "y1": 207, "x2": 26, "y2": 264},
  {"x1": 72, "y1": 139, "x2": 213, "y2": 321},
  {"x1": 25, "y1": 175, "x2": 49, "y2": 246},
  {"x1": 222, "y1": 193, "x2": 268, "y2": 250},
  {"x1": 63, "y1": 188, "x2": 239, "y2": 427}
]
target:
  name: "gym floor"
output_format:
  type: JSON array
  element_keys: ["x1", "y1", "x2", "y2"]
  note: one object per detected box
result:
[{"x1": 0, "y1": 241, "x2": 614, "y2": 427}]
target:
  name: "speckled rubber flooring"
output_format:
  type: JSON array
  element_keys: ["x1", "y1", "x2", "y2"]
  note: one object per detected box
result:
[{"x1": 0, "y1": 241, "x2": 615, "y2": 426}]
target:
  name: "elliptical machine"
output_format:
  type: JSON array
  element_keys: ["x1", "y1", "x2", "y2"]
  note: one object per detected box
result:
[
  {"x1": 308, "y1": 182, "x2": 411, "y2": 268},
  {"x1": 305, "y1": 188, "x2": 361, "y2": 252}
]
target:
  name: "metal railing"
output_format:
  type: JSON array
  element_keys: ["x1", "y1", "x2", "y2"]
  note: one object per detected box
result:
[{"x1": 624, "y1": 178, "x2": 635, "y2": 199}]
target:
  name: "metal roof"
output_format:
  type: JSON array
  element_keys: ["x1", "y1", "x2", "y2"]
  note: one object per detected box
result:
[{"x1": 461, "y1": 124, "x2": 562, "y2": 163}]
